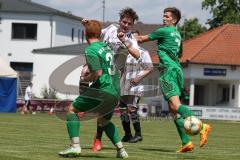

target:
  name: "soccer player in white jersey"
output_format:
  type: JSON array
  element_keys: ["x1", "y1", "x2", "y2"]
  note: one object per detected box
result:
[
  {"x1": 118, "y1": 30, "x2": 153, "y2": 143},
  {"x1": 92, "y1": 7, "x2": 142, "y2": 152},
  {"x1": 21, "y1": 82, "x2": 35, "y2": 115}
]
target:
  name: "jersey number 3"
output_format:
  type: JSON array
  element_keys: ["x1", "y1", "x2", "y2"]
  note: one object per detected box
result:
[{"x1": 106, "y1": 53, "x2": 116, "y2": 75}]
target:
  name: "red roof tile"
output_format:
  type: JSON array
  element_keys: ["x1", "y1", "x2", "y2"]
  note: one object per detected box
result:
[{"x1": 180, "y1": 24, "x2": 240, "y2": 66}]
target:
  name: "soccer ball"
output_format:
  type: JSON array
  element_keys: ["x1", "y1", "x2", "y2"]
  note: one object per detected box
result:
[{"x1": 184, "y1": 116, "x2": 202, "y2": 135}]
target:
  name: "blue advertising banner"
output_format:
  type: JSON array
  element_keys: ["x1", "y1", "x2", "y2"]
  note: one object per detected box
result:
[
  {"x1": 204, "y1": 68, "x2": 227, "y2": 76},
  {"x1": 0, "y1": 77, "x2": 17, "y2": 112}
]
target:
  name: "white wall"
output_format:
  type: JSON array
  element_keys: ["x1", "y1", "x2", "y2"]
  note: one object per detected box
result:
[
  {"x1": 54, "y1": 16, "x2": 84, "y2": 46},
  {"x1": 32, "y1": 53, "x2": 83, "y2": 100},
  {"x1": 183, "y1": 64, "x2": 240, "y2": 108},
  {"x1": 0, "y1": 13, "x2": 52, "y2": 63},
  {"x1": 184, "y1": 64, "x2": 240, "y2": 80},
  {"x1": 0, "y1": 13, "x2": 84, "y2": 64}
]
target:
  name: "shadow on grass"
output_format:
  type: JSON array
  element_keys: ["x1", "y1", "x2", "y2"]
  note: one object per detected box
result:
[
  {"x1": 0, "y1": 155, "x2": 30, "y2": 160},
  {"x1": 82, "y1": 146, "x2": 116, "y2": 151},
  {"x1": 140, "y1": 147, "x2": 174, "y2": 153},
  {"x1": 140, "y1": 148, "x2": 197, "y2": 159},
  {"x1": 59, "y1": 154, "x2": 109, "y2": 159},
  {"x1": 58, "y1": 153, "x2": 118, "y2": 159}
]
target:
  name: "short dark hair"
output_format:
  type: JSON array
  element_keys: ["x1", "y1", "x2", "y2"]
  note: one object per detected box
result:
[
  {"x1": 83, "y1": 20, "x2": 101, "y2": 39},
  {"x1": 119, "y1": 7, "x2": 139, "y2": 22},
  {"x1": 164, "y1": 7, "x2": 181, "y2": 25}
]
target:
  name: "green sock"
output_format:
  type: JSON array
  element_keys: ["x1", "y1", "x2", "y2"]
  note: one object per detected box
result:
[
  {"x1": 177, "y1": 105, "x2": 193, "y2": 118},
  {"x1": 174, "y1": 117, "x2": 191, "y2": 145},
  {"x1": 103, "y1": 121, "x2": 120, "y2": 144},
  {"x1": 66, "y1": 113, "x2": 80, "y2": 138}
]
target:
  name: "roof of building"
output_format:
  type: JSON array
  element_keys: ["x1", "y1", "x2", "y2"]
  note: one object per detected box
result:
[
  {"x1": 0, "y1": 0, "x2": 83, "y2": 21},
  {"x1": 180, "y1": 24, "x2": 240, "y2": 66},
  {"x1": 32, "y1": 43, "x2": 88, "y2": 55}
]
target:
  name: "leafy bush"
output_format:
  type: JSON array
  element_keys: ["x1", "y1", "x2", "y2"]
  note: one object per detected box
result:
[{"x1": 40, "y1": 86, "x2": 58, "y2": 99}]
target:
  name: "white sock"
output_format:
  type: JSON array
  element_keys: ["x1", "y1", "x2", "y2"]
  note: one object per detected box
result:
[
  {"x1": 71, "y1": 137, "x2": 80, "y2": 148},
  {"x1": 115, "y1": 141, "x2": 123, "y2": 150}
]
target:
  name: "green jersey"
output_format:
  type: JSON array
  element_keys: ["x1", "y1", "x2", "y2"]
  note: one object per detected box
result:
[
  {"x1": 85, "y1": 41, "x2": 120, "y2": 98},
  {"x1": 148, "y1": 26, "x2": 182, "y2": 68}
]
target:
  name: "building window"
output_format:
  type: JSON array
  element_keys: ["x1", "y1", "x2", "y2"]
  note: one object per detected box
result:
[
  {"x1": 232, "y1": 85, "x2": 235, "y2": 99},
  {"x1": 78, "y1": 29, "x2": 80, "y2": 43},
  {"x1": 12, "y1": 23, "x2": 37, "y2": 40},
  {"x1": 10, "y1": 62, "x2": 33, "y2": 97},
  {"x1": 222, "y1": 87, "x2": 229, "y2": 102},
  {"x1": 81, "y1": 30, "x2": 84, "y2": 43},
  {"x1": 71, "y1": 28, "x2": 74, "y2": 41}
]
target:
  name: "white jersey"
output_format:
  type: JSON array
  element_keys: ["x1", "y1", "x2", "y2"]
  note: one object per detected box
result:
[
  {"x1": 101, "y1": 24, "x2": 140, "y2": 70},
  {"x1": 24, "y1": 86, "x2": 32, "y2": 100},
  {"x1": 101, "y1": 24, "x2": 139, "y2": 53},
  {"x1": 120, "y1": 47, "x2": 153, "y2": 96}
]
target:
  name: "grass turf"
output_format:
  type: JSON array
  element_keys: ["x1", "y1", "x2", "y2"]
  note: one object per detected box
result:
[{"x1": 0, "y1": 113, "x2": 240, "y2": 160}]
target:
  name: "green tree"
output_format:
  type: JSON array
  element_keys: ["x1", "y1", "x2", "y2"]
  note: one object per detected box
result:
[
  {"x1": 178, "y1": 18, "x2": 207, "y2": 40},
  {"x1": 202, "y1": 0, "x2": 240, "y2": 28}
]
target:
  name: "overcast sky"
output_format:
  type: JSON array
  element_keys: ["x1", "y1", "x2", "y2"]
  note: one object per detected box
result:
[{"x1": 32, "y1": 0, "x2": 212, "y2": 26}]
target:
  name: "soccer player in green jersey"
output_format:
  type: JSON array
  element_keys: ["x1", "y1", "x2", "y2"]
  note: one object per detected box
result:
[
  {"x1": 58, "y1": 20, "x2": 128, "y2": 158},
  {"x1": 135, "y1": 7, "x2": 211, "y2": 152}
]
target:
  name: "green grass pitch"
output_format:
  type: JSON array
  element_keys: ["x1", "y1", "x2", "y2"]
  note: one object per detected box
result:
[{"x1": 0, "y1": 113, "x2": 240, "y2": 160}]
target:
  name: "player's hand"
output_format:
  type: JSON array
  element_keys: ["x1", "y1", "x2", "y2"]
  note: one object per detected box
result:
[
  {"x1": 130, "y1": 77, "x2": 141, "y2": 86},
  {"x1": 81, "y1": 19, "x2": 89, "y2": 25},
  {"x1": 117, "y1": 32, "x2": 125, "y2": 42}
]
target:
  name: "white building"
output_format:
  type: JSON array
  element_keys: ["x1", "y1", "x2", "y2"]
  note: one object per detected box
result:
[
  {"x1": 180, "y1": 24, "x2": 240, "y2": 109},
  {"x1": 0, "y1": 0, "x2": 84, "y2": 96}
]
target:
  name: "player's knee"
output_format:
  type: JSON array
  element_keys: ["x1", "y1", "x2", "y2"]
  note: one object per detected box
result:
[
  {"x1": 168, "y1": 97, "x2": 182, "y2": 112},
  {"x1": 67, "y1": 104, "x2": 77, "y2": 114},
  {"x1": 169, "y1": 103, "x2": 180, "y2": 112},
  {"x1": 97, "y1": 118, "x2": 110, "y2": 127}
]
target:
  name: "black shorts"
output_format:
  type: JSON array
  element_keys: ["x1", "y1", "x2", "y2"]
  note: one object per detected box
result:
[
  {"x1": 119, "y1": 95, "x2": 140, "y2": 110},
  {"x1": 25, "y1": 100, "x2": 31, "y2": 110}
]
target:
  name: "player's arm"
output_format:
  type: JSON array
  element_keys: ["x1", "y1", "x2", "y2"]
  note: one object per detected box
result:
[
  {"x1": 81, "y1": 70, "x2": 102, "y2": 82},
  {"x1": 131, "y1": 52, "x2": 153, "y2": 86},
  {"x1": 135, "y1": 35, "x2": 150, "y2": 43},
  {"x1": 136, "y1": 27, "x2": 164, "y2": 43},
  {"x1": 131, "y1": 68, "x2": 153, "y2": 86},
  {"x1": 117, "y1": 32, "x2": 140, "y2": 59}
]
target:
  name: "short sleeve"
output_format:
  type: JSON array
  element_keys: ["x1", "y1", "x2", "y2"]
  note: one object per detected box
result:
[
  {"x1": 148, "y1": 27, "x2": 165, "y2": 41},
  {"x1": 125, "y1": 33, "x2": 139, "y2": 50},
  {"x1": 140, "y1": 49, "x2": 153, "y2": 69}
]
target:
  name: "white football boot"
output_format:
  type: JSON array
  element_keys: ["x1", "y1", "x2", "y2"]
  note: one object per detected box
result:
[
  {"x1": 116, "y1": 148, "x2": 128, "y2": 159},
  {"x1": 58, "y1": 146, "x2": 81, "y2": 157}
]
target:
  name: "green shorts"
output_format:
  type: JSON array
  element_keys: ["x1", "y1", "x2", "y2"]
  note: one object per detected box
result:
[
  {"x1": 159, "y1": 67, "x2": 184, "y2": 101},
  {"x1": 72, "y1": 88, "x2": 119, "y2": 120}
]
